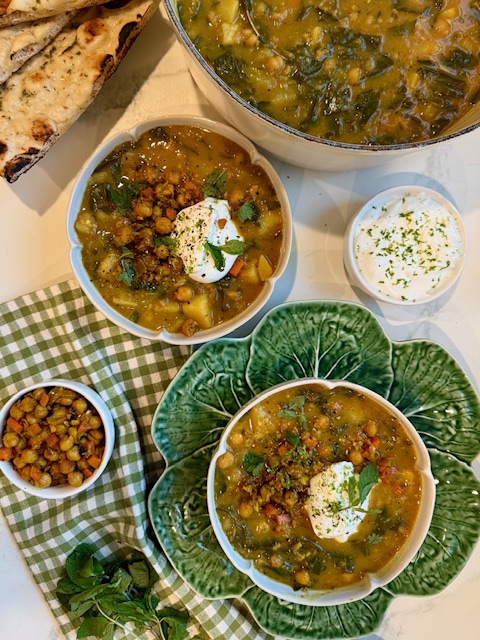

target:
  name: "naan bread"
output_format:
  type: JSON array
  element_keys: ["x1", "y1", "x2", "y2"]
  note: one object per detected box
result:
[
  {"x1": 0, "y1": 12, "x2": 75, "y2": 84},
  {"x1": 0, "y1": 0, "x2": 104, "y2": 27},
  {"x1": 0, "y1": 0, "x2": 158, "y2": 182}
]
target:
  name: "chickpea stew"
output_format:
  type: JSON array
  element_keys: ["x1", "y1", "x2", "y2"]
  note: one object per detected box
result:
[
  {"x1": 214, "y1": 383, "x2": 423, "y2": 592},
  {"x1": 178, "y1": 0, "x2": 480, "y2": 145},
  {"x1": 0, "y1": 386, "x2": 106, "y2": 490},
  {"x1": 74, "y1": 125, "x2": 285, "y2": 338}
]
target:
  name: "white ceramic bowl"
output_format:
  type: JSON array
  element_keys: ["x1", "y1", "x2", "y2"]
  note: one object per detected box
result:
[
  {"x1": 67, "y1": 115, "x2": 292, "y2": 345},
  {"x1": 343, "y1": 185, "x2": 467, "y2": 306},
  {"x1": 164, "y1": 0, "x2": 480, "y2": 172},
  {"x1": 207, "y1": 377, "x2": 435, "y2": 606},
  {"x1": 0, "y1": 379, "x2": 115, "y2": 499}
]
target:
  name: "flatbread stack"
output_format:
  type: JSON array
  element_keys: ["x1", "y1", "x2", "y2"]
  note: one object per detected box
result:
[{"x1": 0, "y1": 0, "x2": 159, "y2": 182}]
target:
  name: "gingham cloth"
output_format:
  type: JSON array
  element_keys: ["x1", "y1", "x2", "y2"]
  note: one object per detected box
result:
[{"x1": 0, "y1": 280, "x2": 270, "y2": 640}]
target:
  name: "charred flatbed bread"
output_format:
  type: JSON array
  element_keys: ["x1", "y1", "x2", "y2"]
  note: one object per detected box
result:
[
  {"x1": 0, "y1": 11, "x2": 75, "y2": 84},
  {"x1": 0, "y1": 0, "x2": 158, "y2": 182},
  {"x1": 0, "y1": 0, "x2": 105, "y2": 27}
]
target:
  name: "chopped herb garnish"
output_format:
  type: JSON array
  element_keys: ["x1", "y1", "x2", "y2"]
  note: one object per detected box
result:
[
  {"x1": 237, "y1": 201, "x2": 257, "y2": 222},
  {"x1": 202, "y1": 169, "x2": 227, "y2": 198},
  {"x1": 285, "y1": 431, "x2": 301, "y2": 446},
  {"x1": 243, "y1": 452, "x2": 264, "y2": 476},
  {"x1": 205, "y1": 241, "x2": 225, "y2": 271},
  {"x1": 117, "y1": 260, "x2": 134, "y2": 287}
]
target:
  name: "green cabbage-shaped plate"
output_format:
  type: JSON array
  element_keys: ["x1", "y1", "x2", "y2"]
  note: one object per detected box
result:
[{"x1": 148, "y1": 301, "x2": 480, "y2": 639}]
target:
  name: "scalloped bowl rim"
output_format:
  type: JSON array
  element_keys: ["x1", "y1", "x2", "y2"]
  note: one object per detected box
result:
[
  {"x1": 66, "y1": 115, "x2": 292, "y2": 345},
  {"x1": 207, "y1": 377, "x2": 436, "y2": 606},
  {"x1": 343, "y1": 185, "x2": 467, "y2": 306},
  {"x1": 0, "y1": 379, "x2": 115, "y2": 500}
]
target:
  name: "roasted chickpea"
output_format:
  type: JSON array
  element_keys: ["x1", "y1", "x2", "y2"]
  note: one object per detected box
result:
[
  {"x1": 68, "y1": 471, "x2": 84, "y2": 488},
  {"x1": 72, "y1": 398, "x2": 87, "y2": 414},
  {"x1": 21, "y1": 448, "x2": 39, "y2": 464}
]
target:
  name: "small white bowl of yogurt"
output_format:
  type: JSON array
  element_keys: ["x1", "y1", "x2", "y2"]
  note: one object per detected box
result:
[{"x1": 343, "y1": 186, "x2": 467, "y2": 305}]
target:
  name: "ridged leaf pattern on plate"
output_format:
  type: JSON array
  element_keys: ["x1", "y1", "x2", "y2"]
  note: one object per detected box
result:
[
  {"x1": 152, "y1": 338, "x2": 254, "y2": 464},
  {"x1": 389, "y1": 340, "x2": 480, "y2": 464},
  {"x1": 148, "y1": 301, "x2": 480, "y2": 640},
  {"x1": 386, "y1": 449, "x2": 480, "y2": 596},
  {"x1": 148, "y1": 444, "x2": 253, "y2": 598},
  {"x1": 246, "y1": 301, "x2": 394, "y2": 397},
  {"x1": 241, "y1": 585, "x2": 394, "y2": 640}
]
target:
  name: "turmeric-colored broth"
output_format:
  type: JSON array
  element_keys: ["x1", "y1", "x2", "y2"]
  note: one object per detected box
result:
[
  {"x1": 214, "y1": 383, "x2": 423, "y2": 591},
  {"x1": 74, "y1": 125, "x2": 284, "y2": 337},
  {"x1": 179, "y1": 0, "x2": 480, "y2": 145}
]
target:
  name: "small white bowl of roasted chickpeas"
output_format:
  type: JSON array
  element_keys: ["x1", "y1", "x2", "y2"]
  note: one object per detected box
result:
[{"x1": 0, "y1": 379, "x2": 114, "y2": 499}]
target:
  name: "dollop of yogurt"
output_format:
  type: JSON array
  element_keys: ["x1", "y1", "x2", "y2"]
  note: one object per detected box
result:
[
  {"x1": 306, "y1": 461, "x2": 370, "y2": 542},
  {"x1": 354, "y1": 191, "x2": 464, "y2": 302},
  {"x1": 171, "y1": 197, "x2": 243, "y2": 283}
]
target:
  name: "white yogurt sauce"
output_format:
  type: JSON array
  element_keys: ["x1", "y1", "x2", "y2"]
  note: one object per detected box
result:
[
  {"x1": 354, "y1": 192, "x2": 464, "y2": 302},
  {"x1": 171, "y1": 197, "x2": 243, "y2": 283},
  {"x1": 306, "y1": 461, "x2": 371, "y2": 542}
]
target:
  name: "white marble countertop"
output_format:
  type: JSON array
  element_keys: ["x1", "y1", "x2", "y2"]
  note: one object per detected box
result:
[{"x1": 0, "y1": 5, "x2": 479, "y2": 640}]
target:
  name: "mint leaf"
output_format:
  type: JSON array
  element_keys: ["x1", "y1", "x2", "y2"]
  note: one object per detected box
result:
[
  {"x1": 219, "y1": 239, "x2": 246, "y2": 255},
  {"x1": 277, "y1": 409, "x2": 297, "y2": 419},
  {"x1": 237, "y1": 201, "x2": 257, "y2": 222},
  {"x1": 120, "y1": 246, "x2": 134, "y2": 259},
  {"x1": 205, "y1": 242, "x2": 226, "y2": 271},
  {"x1": 243, "y1": 452, "x2": 264, "y2": 476},
  {"x1": 158, "y1": 607, "x2": 190, "y2": 640},
  {"x1": 289, "y1": 395, "x2": 306, "y2": 410},
  {"x1": 285, "y1": 431, "x2": 300, "y2": 446},
  {"x1": 117, "y1": 259, "x2": 134, "y2": 287},
  {"x1": 202, "y1": 169, "x2": 227, "y2": 197},
  {"x1": 358, "y1": 462, "x2": 379, "y2": 504}
]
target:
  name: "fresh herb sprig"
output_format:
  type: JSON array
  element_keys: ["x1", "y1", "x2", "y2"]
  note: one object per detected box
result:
[
  {"x1": 202, "y1": 169, "x2": 227, "y2": 198},
  {"x1": 56, "y1": 543, "x2": 192, "y2": 640},
  {"x1": 277, "y1": 395, "x2": 308, "y2": 430},
  {"x1": 347, "y1": 462, "x2": 381, "y2": 513},
  {"x1": 205, "y1": 239, "x2": 246, "y2": 271}
]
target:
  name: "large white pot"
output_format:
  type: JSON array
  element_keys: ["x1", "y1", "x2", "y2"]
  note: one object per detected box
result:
[{"x1": 164, "y1": 0, "x2": 480, "y2": 171}]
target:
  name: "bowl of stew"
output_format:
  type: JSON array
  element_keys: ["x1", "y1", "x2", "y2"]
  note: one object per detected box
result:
[
  {"x1": 207, "y1": 378, "x2": 435, "y2": 605},
  {"x1": 67, "y1": 115, "x2": 291, "y2": 344},
  {"x1": 164, "y1": 0, "x2": 480, "y2": 171},
  {"x1": 0, "y1": 379, "x2": 115, "y2": 499}
]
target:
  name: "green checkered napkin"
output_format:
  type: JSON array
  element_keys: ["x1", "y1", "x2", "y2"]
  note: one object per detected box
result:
[{"x1": 0, "y1": 280, "x2": 270, "y2": 640}]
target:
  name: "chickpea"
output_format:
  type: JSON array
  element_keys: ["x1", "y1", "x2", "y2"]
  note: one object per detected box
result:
[
  {"x1": 66, "y1": 445, "x2": 81, "y2": 461},
  {"x1": 19, "y1": 396, "x2": 37, "y2": 412},
  {"x1": 20, "y1": 465, "x2": 32, "y2": 481},
  {"x1": 133, "y1": 198, "x2": 153, "y2": 219},
  {"x1": 229, "y1": 432, "x2": 244, "y2": 446},
  {"x1": 13, "y1": 455, "x2": 27, "y2": 469},
  {"x1": 165, "y1": 169, "x2": 181, "y2": 185},
  {"x1": 72, "y1": 398, "x2": 87, "y2": 414},
  {"x1": 175, "y1": 285, "x2": 194, "y2": 303},
  {"x1": 25, "y1": 413, "x2": 40, "y2": 425},
  {"x1": 269, "y1": 554, "x2": 283, "y2": 568},
  {"x1": 294, "y1": 569, "x2": 310, "y2": 586},
  {"x1": 47, "y1": 406, "x2": 67, "y2": 425},
  {"x1": 217, "y1": 451, "x2": 235, "y2": 469},
  {"x1": 265, "y1": 55, "x2": 284, "y2": 74},
  {"x1": 155, "y1": 216, "x2": 173, "y2": 235},
  {"x1": 181, "y1": 318, "x2": 199, "y2": 337},
  {"x1": 59, "y1": 435, "x2": 74, "y2": 451},
  {"x1": 9, "y1": 404, "x2": 25, "y2": 421},
  {"x1": 284, "y1": 490, "x2": 298, "y2": 506},
  {"x1": 59, "y1": 459, "x2": 76, "y2": 475},
  {"x1": 348, "y1": 449, "x2": 363, "y2": 466},
  {"x1": 3, "y1": 432, "x2": 19, "y2": 448},
  {"x1": 34, "y1": 404, "x2": 49, "y2": 419},
  {"x1": 154, "y1": 244, "x2": 170, "y2": 260},
  {"x1": 68, "y1": 471, "x2": 84, "y2": 488},
  {"x1": 88, "y1": 415, "x2": 103, "y2": 430},
  {"x1": 239, "y1": 501, "x2": 253, "y2": 518},
  {"x1": 32, "y1": 388, "x2": 46, "y2": 401},
  {"x1": 37, "y1": 472, "x2": 52, "y2": 488},
  {"x1": 87, "y1": 429, "x2": 104, "y2": 445},
  {"x1": 43, "y1": 446, "x2": 60, "y2": 462},
  {"x1": 21, "y1": 448, "x2": 39, "y2": 464},
  {"x1": 364, "y1": 421, "x2": 378, "y2": 438}
]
